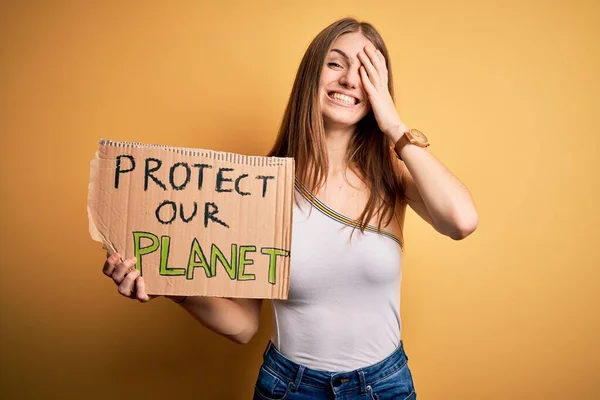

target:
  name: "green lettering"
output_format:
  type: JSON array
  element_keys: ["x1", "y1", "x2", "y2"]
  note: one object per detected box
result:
[
  {"x1": 158, "y1": 236, "x2": 185, "y2": 276},
  {"x1": 133, "y1": 231, "x2": 160, "y2": 276},
  {"x1": 238, "y1": 245, "x2": 256, "y2": 281},
  {"x1": 261, "y1": 248, "x2": 290, "y2": 284},
  {"x1": 210, "y1": 244, "x2": 238, "y2": 280},
  {"x1": 187, "y1": 238, "x2": 212, "y2": 279}
]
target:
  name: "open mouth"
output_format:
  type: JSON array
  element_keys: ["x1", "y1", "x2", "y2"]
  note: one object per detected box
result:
[{"x1": 327, "y1": 91, "x2": 359, "y2": 106}]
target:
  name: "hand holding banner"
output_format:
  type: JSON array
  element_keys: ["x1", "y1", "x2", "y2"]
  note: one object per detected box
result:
[{"x1": 87, "y1": 139, "x2": 295, "y2": 299}]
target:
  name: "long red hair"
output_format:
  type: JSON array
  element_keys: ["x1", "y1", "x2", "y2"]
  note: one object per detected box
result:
[{"x1": 268, "y1": 18, "x2": 405, "y2": 233}]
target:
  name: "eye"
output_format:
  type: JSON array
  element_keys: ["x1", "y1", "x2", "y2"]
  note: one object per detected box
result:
[{"x1": 327, "y1": 62, "x2": 343, "y2": 69}]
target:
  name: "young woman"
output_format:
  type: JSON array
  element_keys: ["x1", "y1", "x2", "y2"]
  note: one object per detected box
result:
[{"x1": 102, "y1": 18, "x2": 478, "y2": 400}]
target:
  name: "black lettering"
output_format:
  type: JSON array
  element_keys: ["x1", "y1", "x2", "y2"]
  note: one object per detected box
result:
[
  {"x1": 192, "y1": 163, "x2": 212, "y2": 190},
  {"x1": 216, "y1": 168, "x2": 234, "y2": 193},
  {"x1": 115, "y1": 155, "x2": 135, "y2": 189},
  {"x1": 234, "y1": 174, "x2": 250, "y2": 196},
  {"x1": 155, "y1": 200, "x2": 177, "y2": 224},
  {"x1": 169, "y1": 162, "x2": 191, "y2": 190},
  {"x1": 145, "y1": 158, "x2": 167, "y2": 191},
  {"x1": 256, "y1": 175, "x2": 275, "y2": 197},
  {"x1": 179, "y1": 201, "x2": 198, "y2": 223},
  {"x1": 204, "y1": 202, "x2": 229, "y2": 228}
]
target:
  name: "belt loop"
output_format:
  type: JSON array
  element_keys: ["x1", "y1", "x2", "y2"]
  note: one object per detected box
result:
[
  {"x1": 292, "y1": 365, "x2": 305, "y2": 392},
  {"x1": 358, "y1": 370, "x2": 367, "y2": 395}
]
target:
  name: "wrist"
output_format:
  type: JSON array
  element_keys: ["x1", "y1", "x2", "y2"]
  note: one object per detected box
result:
[
  {"x1": 396, "y1": 141, "x2": 418, "y2": 161},
  {"x1": 385, "y1": 123, "x2": 409, "y2": 144},
  {"x1": 394, "y1": 127, "x2": 430, "y2": 160}
]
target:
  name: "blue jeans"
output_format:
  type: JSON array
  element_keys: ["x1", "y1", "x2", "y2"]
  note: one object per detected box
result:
[{"x1": 253, "y1": 341, "x2": 417, "y2": 399}]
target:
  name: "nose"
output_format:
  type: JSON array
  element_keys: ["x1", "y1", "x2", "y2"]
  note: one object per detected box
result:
[{"x1": 339, "y1": 67, "x2": 360, "y2": 89}]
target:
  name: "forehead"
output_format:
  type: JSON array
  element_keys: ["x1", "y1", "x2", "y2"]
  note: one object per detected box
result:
[{"x1": 329, "y1": 32, "x2": 373, "y2": 59}]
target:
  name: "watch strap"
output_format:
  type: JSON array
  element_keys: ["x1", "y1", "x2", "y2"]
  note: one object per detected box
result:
[{"x1": 394, "y1": 133, "x2": 411, "y2": 160}]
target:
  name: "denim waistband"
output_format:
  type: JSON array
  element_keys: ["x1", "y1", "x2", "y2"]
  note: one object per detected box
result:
[{"x1": 261, "y1": 341, "x2": 409, "y2": 393}]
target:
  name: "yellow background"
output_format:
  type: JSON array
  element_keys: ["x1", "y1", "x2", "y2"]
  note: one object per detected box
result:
[{"x1": 1, "y1": 1, "x2": 598, "y2": 399}]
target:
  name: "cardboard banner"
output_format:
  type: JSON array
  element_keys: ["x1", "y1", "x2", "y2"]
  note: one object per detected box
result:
[{"x1": 87, "y1": 139, "x2": 295, "y2": 299}]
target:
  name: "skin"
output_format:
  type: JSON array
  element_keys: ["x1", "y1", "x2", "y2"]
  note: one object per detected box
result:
[
  {"x1": 319, "y1": 32, "x2": 478, "y2": 241},
  {"x1": 317, "y1": 32, "x2": 395, "y2": 228},
  {"x1": 102, "y1": 31, "x2": 478, "y2": 344}
]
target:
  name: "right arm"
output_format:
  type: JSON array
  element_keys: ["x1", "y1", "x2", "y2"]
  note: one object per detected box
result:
[
  {"x1": 169, "y1": 296, "x2": 263, "y2": 344},
  {"x1": 103, "y1": 253, "x2": 263, "y2": 344}
]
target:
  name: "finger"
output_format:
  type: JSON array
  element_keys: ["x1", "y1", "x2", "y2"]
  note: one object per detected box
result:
[
  {"x1": 366, "y1": 46, "x2": 389, "y2": 87},
  {"x1": 374, "y1": 49, "x2": 389, "y2": 85},
  {"x1": 365, "y1": 45, "x2": 384, "y2": 66},
  {"x1": 358, "y1": 51, "x2": 379, "y2": 87},
  {"x1": 112, "y1": 257, "x2": 137, "y2": 285},
  {"x1": 365, "y1": 45, "x2": 384, "y2": 71},
  {"x1": 376, "y1": 49, "x2": 386, "y2": 65},
  {"x1": 359, "y1": 66, "x2": 374, "y2": 94},
  {"x1": 118, "y1": 268, "x2": 139, "y2": 298},
  {"x1": 135, "y1": 277, "x2": 151, "y2": 303},
  {"x1": 102, "y1": 253, "x2": 121, "y2": 277}
]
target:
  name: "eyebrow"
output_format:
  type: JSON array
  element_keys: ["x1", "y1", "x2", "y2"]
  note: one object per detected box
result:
[{"x1": 330, "y1": 48, "x2": 353, "y2": 65}]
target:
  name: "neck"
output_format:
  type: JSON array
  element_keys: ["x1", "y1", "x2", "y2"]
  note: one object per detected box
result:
[{"x1": 324, "y1": 123, "x2": 355, "y2": 175}]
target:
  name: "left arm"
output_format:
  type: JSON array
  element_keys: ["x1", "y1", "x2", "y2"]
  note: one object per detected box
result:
[
  {"x1": 358, "y1": 44, "x2": 478, "y2": 240},
  {"x1": 394, "y1": 129, "x2": 478, "y2": 240}
]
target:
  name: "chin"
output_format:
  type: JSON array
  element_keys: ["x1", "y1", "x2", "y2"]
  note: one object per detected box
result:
[
  {"x1": 321, "y1": 108, "x2": 369, "y2": 130},
  {"x1": 323, "y1": 114, "x2": 368, "y2": 131},
  {"x1": 324, "y1": 117, "x2": 359, "y2": 130}
]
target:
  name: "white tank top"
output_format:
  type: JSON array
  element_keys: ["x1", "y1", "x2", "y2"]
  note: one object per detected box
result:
[{"x1": 269, "y1": 179, "x2": 404, "y2": 372}]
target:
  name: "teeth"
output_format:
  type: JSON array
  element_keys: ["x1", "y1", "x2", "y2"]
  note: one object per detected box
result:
[{"x1": 331, "y1": 92, "x2": 356, "y2": 105}]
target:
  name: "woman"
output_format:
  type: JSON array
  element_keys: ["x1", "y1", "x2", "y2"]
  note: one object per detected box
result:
[{"x1": 102, "y1": 18, "x2": 478, "y2": 399}]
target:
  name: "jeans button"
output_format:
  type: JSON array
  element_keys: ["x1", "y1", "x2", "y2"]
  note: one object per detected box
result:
[{"x1": 333, "y1": 377, "x2": 341, "y2": 387}]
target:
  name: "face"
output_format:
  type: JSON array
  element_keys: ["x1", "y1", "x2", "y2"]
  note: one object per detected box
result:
[{"x1": 319, "y1": 31, "x2": 373, "y2": 131}]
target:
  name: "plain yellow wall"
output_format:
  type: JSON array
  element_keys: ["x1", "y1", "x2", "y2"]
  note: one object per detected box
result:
[{"x1": 1, "y1": 1, "x2": 598, "y2": 399}]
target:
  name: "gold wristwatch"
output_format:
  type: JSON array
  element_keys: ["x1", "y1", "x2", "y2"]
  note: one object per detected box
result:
[{"x1": 394, "y1": 128, "x2": 429, "y2": 160}]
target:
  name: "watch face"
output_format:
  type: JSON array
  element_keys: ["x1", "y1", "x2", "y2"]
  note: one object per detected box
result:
[{"x1": 410, "y1": 129, "x2": 428, "y2": 144}]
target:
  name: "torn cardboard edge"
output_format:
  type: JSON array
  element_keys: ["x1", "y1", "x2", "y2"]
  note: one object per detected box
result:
[{"x1": 88, "y1": 138, "x2": 295, "y2": 299}]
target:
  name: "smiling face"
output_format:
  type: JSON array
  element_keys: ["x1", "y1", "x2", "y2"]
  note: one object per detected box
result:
[{"x1": 319, "y1": 31, "x2": 374, "y2": 132}]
